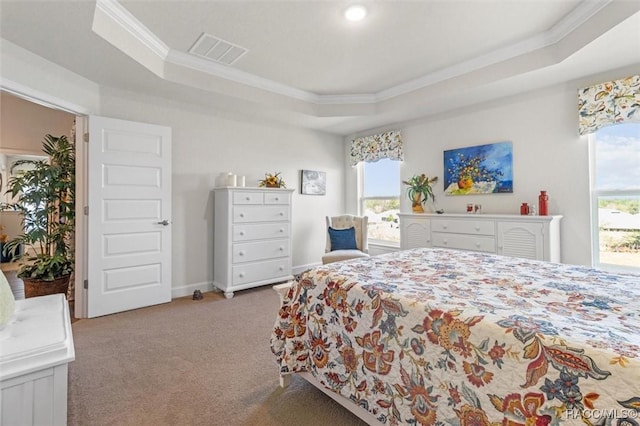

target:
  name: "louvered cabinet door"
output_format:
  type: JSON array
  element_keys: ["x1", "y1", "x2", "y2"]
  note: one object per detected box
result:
[
  {"x1": 497, "y1": 221, "x2": 544, "y2": 260},
  {"x1": 400, "y1": 216, "x2": 431, "y2": 250}
]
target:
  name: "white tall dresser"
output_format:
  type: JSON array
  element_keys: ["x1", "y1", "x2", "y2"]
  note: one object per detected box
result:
[{"x1": 213, "y1": 187, "x2": 294, "y2": 298}]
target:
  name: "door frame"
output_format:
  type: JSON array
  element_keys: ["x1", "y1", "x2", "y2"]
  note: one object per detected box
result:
[
  {"x1": 1, "y1": 82, "x2": 90, "y2": 317},
  {"x1": 75, "y1": 117, "x2": 89, "y2": 318},
  {"x1": 1, "y1": 83, "x2": 174, "y2": 318}
]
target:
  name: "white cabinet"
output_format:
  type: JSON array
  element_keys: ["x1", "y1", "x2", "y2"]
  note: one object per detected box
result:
[
  {"x1": 400, "y1": 216, "x2": 432, "y2": 249},
  {"x1": 1, "y1": 294, "x2": 75, "y2": 426},
  {"x1": 214, "y1": 187, "x2": 294, "y2": 298},
  {"x1": 398, "y1": 213, "x2": 562, "y2": 262}
]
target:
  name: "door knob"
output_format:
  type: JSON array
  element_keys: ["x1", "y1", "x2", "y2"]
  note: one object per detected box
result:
[{"x1": 157, "y1": 220, "x2": 170, "y2": 226}]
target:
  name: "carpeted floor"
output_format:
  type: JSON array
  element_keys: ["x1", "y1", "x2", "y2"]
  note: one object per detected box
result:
[{"x1": 68, "y1": 286, "x2": 367, "y2": 426}]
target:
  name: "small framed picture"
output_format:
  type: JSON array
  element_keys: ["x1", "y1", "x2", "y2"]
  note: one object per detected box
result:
[{"x1": 300, "y1": 170, "x2": 326, "y2": 195}]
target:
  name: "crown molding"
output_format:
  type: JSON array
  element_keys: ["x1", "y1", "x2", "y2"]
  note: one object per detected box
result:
[
  {"x1": 94, "y1": 0, "x2": 615, "y2": 108},
  {"x1": 376, "y1": 0, "x2": 613, "y2": 102},
  {"x1": 547, "y1": 0, "x2": 612, "y2": 44},
  {"x1": 95, "y1": 0, "x2": 169, "y2": 60},
  {"x1": 165, "y1": 49, "x2": 319, "y2": 103}
]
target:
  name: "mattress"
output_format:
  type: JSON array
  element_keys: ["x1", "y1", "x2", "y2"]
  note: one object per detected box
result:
[{"x1": 271, "y1": 248, "x2": 640, "y2": 424}]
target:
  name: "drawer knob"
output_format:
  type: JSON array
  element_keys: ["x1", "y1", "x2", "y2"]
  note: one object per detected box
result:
[
  {"x1": 245, "y1": 196, "x2": 250, "y2": 200},
  {"x1": 475, "y1": 226, "x2": 480, "y2": 231},
  {"x1": 279, "y1": 212, "x2": 284, "y2": 216},
  {"x1": 443, "y1": 225, "x2": 447, "y2": 229},
  {"x1": 279, "y1": 228, "x2": 284, "y2": 233},
  {"x1": 476, "y1": 242, "x2": 481, "y2": 248},
  {"x1": 239, "y1": 251, "x2": 245, "y2": 256},
  {"x1": 275, "y1": 197, "x2": 279, "y2": 201},
  {"x1": 279, "y1": 247, "x2": 284, "y2": 251},
  {"x1": 279, "y1": 266, "x2": 284, "y2": 271},
  {"x1": 239, "y1": 272, "x2": 245, "y2": 278},
  {"x1": 239, "y1": 231, "x2": 245, "y2": 236},
  {"x1": 443, "y1": 240, "x2": 448, "y2": 244},
  {"x1": 239, "y1": 213, "x2": 245, "y2": 217}
]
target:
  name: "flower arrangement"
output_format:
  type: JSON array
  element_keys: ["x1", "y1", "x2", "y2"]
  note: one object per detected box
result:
[
  {"x1": 447, "y1": 153, "x2": 503, "y2": 191},
  {"x1": 258, "y1": 172, "x2": 286, "y2": 188},
  {"x1": 403, "y1": 174, "x2": 438, "y2": 213}
]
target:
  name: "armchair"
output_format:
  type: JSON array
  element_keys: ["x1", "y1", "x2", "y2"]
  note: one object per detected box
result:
[{"x1": 321, "y1": 215, "x2": 370, "y2": 265}]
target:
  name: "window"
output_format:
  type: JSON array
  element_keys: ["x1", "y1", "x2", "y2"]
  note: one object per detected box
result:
[
  {"x1": 360, "y1": 158, "x2": 400, "y2": 244},
  {"x1": 590, "y1": 123, "x2": 640, "y2": 272}
]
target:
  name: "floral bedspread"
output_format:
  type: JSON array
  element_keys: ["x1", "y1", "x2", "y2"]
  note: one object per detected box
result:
[{"x1": 270, "y1": 248, "x2": 640, "y2": 425}]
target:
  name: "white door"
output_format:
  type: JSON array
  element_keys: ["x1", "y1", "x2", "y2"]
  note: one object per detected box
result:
[{"x1": 87, "y1": 116, "x2": 172, "y2": 317}]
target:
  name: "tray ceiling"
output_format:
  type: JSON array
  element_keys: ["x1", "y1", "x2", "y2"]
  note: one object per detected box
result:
[{"x1": 1, "y1": 0, "x2": 639, "y2": 135}]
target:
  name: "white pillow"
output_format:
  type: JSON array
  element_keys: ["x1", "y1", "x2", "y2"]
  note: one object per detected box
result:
[{"x1": 0, "y1": 271, "x2": 15, "y2": 329}]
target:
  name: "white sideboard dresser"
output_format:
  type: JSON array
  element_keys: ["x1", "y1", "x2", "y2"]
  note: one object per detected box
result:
[
  {"x1": 214, "y1": 187, "x2": 294, "y2": 298},
  {"x1": 398, "y1": 213, "x2": 562, "y2": 262},
  {"x1": 1, "y1": 294, "x2": 75, "y2": 426}
]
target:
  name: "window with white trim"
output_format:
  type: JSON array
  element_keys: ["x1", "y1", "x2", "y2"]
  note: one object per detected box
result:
[
  {"x1": 359, "y1": 158, "x2": 400, "y2": 245},
  {"x1": 590, "y1": 123, "x2": 640, "y2": 272}
]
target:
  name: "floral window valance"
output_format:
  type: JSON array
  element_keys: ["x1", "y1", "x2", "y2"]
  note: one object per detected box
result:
[
  {"x1": 350, "y1": 130, "x2": 404, "y2": 166},
  {"x1": 578, "y1": 74, "x2": 640, "y2": 135}
]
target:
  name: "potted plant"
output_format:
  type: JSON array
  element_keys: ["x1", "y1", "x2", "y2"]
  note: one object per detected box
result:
[
  {"x1": 403, "y1": 173, "x2": 438, "y2": 213},
  {"x1": 1, "y1": 134, "x2": 75, "y2": 298}
]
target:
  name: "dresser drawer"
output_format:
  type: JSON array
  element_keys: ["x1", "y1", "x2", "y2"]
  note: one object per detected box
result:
[
  {"x1": 233, "y1": 191, "x2": 264, "y2": 205},
  {"x1": 264, "y1": 192, "x2": 290, "y2": 205},
  {"x1": 233, "y1": 223, "x2": 289, "y2": 241},
  {"x1": 233, "y1": 239, "x2": 290, "y2": 263},
  {"x1": 432, "y1": 233, "x2": 496, "y2": 253},
  {"x1": 232, "y1": 258, "x2": 290, "y2": 286},
  {"x1": 430, "y1": 219, "x2": 495, "y2": 236},
  {"x1": 233, "y1": 205, "x2": 290, "y2": 223}
]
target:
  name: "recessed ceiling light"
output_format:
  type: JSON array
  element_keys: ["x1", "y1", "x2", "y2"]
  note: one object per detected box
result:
[{"x1": 344, "y1": 4, "x2": 367, "y2": 22}]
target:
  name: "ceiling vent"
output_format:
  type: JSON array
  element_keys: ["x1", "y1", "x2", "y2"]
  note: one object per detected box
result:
[{"x1": 188, "y1": 33, "x2": 248, "y2": 66}]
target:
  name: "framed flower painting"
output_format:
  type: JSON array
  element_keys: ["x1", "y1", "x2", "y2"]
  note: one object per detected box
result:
[{"x1": 444, "y1": 141, "x2": 513, "y2": 195}]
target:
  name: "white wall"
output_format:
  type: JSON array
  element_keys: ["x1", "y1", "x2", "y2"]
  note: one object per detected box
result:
[
  {"x1": 1, "y1": 41, "x2": 344, "y2": 298},
  {"x1": 3, "y1": 36, "x2": 637, "y2": 289},
  {"x1": 98, "y1": 88, "x2": 344, "y2": 296},
  {"x1": 399, "y1": 86, "x2": 589, "y2": 266},
  {"x1": 346, "y1": 64, "x2": 640, "y2": 266}
]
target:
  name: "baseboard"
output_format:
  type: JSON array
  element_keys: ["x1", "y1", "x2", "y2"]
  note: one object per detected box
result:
[
  {"x1": 172, "y1": 281, "x2": 214, "y2": 299},
  {"x1": 293, "y1": 263, "x2": 321, "y2": 275},
  {"x1": 173, "y1": 263, "x2": 322, "y2": 298}
]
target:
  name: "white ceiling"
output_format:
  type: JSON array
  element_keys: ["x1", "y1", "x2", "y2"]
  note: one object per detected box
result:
[{"x1": 1, "y1": 0, "x2": 639, "y2": 135}]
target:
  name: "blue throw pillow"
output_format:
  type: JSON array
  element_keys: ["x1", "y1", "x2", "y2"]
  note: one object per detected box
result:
[{"x1": 328, "y1": 227, "x2": 357, "y2": 251}]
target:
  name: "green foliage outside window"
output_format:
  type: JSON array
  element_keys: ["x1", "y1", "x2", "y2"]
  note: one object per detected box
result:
[
  {"x1": 364, "y1": 199, "x2": 399, "y2": 213},
  {"x1": 599, "y1": 199, "x2": 639, "y2": 214}
]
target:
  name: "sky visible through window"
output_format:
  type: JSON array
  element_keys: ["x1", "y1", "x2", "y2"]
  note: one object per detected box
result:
[
  {"x1": 594, "y1": 123, "x2": 640, "y2": 190},
  {"x1": 363, "y1": 158, "x2": 400, "y2": 197}
]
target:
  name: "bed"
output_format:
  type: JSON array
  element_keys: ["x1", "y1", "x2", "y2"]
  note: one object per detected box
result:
[{"x1": 270, "y1": 247, "x2": 640, "y2": 425}]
